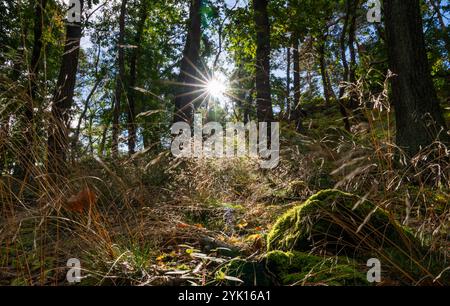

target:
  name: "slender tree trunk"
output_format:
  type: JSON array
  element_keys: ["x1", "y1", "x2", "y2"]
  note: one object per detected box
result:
[
  {"x1": 253, "y1": 0, "x2": 273, "y2": 122},
  {"x1": 244, "y1": 87, "x2": 253, "y2": 124},
  {"x1": 29, "y1": 0, "x2": 47, "y2": 101},
  {"x1": 286, "y1": 46, "x2": 291, "y2": 120},
  {"x1": 99, "y1": 121, "x2": 110, "y2": 157},
  {"x1": 338, "y1": 0, "x2": 351, "y2": 131},
  {"x1": 318, "y1": 37, "x2": 332, "y2": 106},
  {"x1": 339, "y1": 0, "x2": 350, "y2": 95},
  {"x1": 326, "y1": 70, "x2": 336, "y2": 101},
  {"x1": 72, "y1": 76, "x2": 102, "y2": 153},
  {"x1": 292, "y1": 36, "x2": 303, "y2": 131},
  {"x1": 72, "y1": 42, "x2": 102, "y2": 154},
  {"x1": 384, "y1": 0, "x2": 448, "y2": 156},
  {"x1": 0, "y1": 118, "x2": 9, "y2": 174},
  {"x1": 127, "y1": 0, "x2": 148, "y2": 155},
  {"x1": 111, "y1": 0, "x2": 128, "y2": 158},
  {"x1": 347, "y1": 0, "x2": 359, "y2": 110},
  {"x1": 17, "y1": 0, "x2": 47, "y2": 179},
  {"x1": 88, "y1": 115, "x2": 94, "y2": 157},
  {"x1": 11, "y1": 24, "x2": 28, "y2": 81},
  {"x1": 173, "y1": 0, "x2": 202, "y2": 124},
  {"x1": 47, "y1": 0, "x2": 83, "y2": 175},
  {"x1": 233, "y1": 65, "x2": 247, "y2": 122}
]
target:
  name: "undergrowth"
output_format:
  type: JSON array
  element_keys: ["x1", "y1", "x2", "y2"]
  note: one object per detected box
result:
[{"x1": 0, "y1": 74, "x2": 449, "y2": 286}]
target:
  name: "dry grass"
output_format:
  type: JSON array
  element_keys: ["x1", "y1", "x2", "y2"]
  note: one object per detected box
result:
[{"x1": 0, "y1": 71, "x2": 449, "y2": 286}]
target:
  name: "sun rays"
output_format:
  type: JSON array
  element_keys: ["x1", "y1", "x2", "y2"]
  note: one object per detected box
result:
[
  {"x1": 162, "y1": 57, "x2": 255, "y2": 115},
  {"x1": 206, "y1": 78, "x2": 226, "y2": 99}
]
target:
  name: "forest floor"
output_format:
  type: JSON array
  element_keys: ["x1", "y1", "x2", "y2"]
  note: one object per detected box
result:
[{"x1": 1, "y1": 104, "x2": 449, "y2": 286}]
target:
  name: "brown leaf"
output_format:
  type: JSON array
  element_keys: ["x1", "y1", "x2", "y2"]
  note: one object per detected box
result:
[
  {"x1": 66, "y1": 187, "x2": 97, "y2": 213},
  {"x1": 176, "y1": 222, "x2": 189, "y2": 228}
]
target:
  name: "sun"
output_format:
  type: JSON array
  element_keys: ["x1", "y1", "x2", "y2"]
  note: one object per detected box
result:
[{"x1": 206, "y1": 78, "x2": 226, "y2": 98}]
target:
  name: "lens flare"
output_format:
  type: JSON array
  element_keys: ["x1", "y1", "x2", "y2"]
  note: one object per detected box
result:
[{"x1": 206, "y1": 78, "x2": 226, "y2": 98}]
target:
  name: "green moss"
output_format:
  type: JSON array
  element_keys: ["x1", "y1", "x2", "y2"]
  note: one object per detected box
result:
[
  {"x1": 267, "y1": 189, "x2": 419, "y2": 257},
  {"x1": 217, "y1": 252, "x2": 369, "y2": 286},
  {"x1": 265, "y1": 251, "x2": 368, "y2": 286},
  {"x1": 217, "y1": 258, "x2": 274, "y2": 286},
  {"x1": 265, "y1": 190, "x2": 450, "y2": 284}
]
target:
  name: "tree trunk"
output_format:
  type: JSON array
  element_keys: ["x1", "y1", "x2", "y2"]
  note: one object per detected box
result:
[
  {"x1": 384, "y1": 0, "x2": 448, "y2": 156},
  {"x1": 47, "y1": 0, "x2": 83, "y2": 175},
  {"x1": 29, "y1": 0, "x2": 47, "y2": 100},
  {"x1": 318, "y1": 37, "x2": 332, "y2": 106},
  {"x1": 326, "y1": 70, "x2": 336, "y2": 101},
  {"x1": 292, "y1": 36, "x2": 302, "y2": 131},
  {"x1": 0, "y1": 118, "x2": 9, "y2": 174},
  {"x1": 253, "y1": 0, "x2": 273, "y2": 122},
  {"x1": 233, "y1": 65, "x2": 249, "y2": 123},
  {"x1": 72, "y1": 76, "x2": 102, "y2": 154},
  {"x1": 286, "y1": 46, "x2": 291, "y2": 120},
  {"x1": 111, "y1": 0, "x2": 128, "y2": 158},
  {"x1": 72, "y1": 41, "x2": 102, "y2": 155},
  {"x1": 16, "y1": 0, "x2": 47, "y2": 179},
  {"x1": 244, "y1": 86, "x2": 253, "y2": 124},
  {"x1": 127, "y1": 0, "x2": 148, "y2": 155},
  {"x1": 338, "y1": 0, "x2": 351, "y2": 131},
  {"x1": 99, "y1": 121, "x2": 110, "y2": 157},
  {"x1": 347, "y1": 0, "x2": 359, "y2": 110},
  {"x1": 173, "y1": 0, "x2": 202, "y2": 124}
]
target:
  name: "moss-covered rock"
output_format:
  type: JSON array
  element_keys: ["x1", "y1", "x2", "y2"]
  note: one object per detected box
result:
[
  {"x1": 217, "y1": 190, "x2": 447, "y2": 286},
  {"x1": 217, "y1": 251, "x2": 369, "y2": 286},
  {"x1": 217, "y1": 258, "x2": 275, "y2": 286},
  {"x1": 267, "y1": 189, "x2": 419, "y2": 257},
  {"x1": 266, "y1": 189, "x2": 450, "y2": 285},
  {"x1": 265, "y1": 250, "x2": 369, "y2": 286}
]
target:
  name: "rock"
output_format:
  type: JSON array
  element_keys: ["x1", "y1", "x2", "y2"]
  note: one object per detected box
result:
[
  {"x1": 267, "y1": 189, "x2": 415, "y2": 254},
  {"x1": 217, "y1": 258, "x2": 275, "y2": 286},
  {"x1": 217, "y1": 190, "x2": 448, "y2": 286},
  {"x1": 217, "y1": 250, "x2": 369, "y2": 286},
  {"x1": 266, "y1": 189, "x2": 450, "y2": 285},
  {"x1": 265, "y1": 250, "x2": 369, "y2": 286}
]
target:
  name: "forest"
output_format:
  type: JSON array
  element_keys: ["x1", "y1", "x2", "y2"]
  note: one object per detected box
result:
[{"x1": 0, "y1": 0, "x2": 449, "y2": 287}]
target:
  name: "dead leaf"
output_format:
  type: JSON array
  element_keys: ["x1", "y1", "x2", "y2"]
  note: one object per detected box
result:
[
  {"x1": 66, "y1": 187, "x2": 96, "y2": 213},
  {"x1": 177, "y1": 222, "x2": 189, "y2": 228}
]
